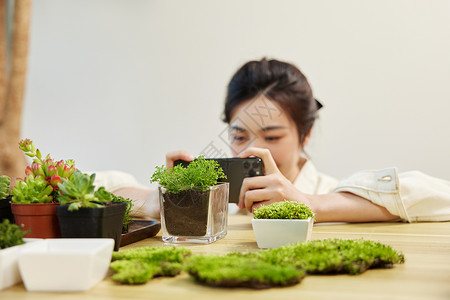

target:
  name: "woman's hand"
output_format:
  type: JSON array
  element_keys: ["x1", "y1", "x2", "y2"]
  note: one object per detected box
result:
[
  {"x1": 165, "y1": 150, "x2": 195, "y2": 168},
  {"x1": 237, "y1": 147, "x2": 312, "y2": 213}
]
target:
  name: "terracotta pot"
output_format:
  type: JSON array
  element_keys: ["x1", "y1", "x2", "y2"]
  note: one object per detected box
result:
[{"x1": 11, "y1": 203, "x2": 61, "y2": 238}]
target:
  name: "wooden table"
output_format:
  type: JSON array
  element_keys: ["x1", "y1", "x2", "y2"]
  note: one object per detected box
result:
[{"x1": 2, "y1": 215, "x2": 450, "y2": 300}]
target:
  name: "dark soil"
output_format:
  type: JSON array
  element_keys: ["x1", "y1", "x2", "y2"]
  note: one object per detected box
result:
[{"x1": 162, "y1": 189, "x2": 209, "y2": 236}]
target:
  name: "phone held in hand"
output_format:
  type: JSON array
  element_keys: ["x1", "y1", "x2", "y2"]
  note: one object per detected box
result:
[{"x1": 174, "y1": 158, "x2": 264, "y2": 203}]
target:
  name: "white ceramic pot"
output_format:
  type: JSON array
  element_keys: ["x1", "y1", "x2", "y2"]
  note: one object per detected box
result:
[
  {"x1": 251, "y1": 217, "x2": 314, "y2": 249},
  {"x1": 0, "y1": 239, "x2": 41, "y2": 290},
  {"x1": 18, "y1": 238, "x2": 114, "y2": 291}
]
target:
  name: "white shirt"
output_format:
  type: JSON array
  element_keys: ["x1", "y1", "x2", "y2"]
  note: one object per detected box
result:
[
  {"x1": 93, "y1": 164, "x2": 450, "y2": 222},
  {"x1": 334, "y1": 168, "x2": 450, "y2": 222},
  {"x1": 293, "y1": 160, "x2": 450, "y2": 222},
  {"x1": 293, "y1": 159, "x2": 339, "y2": 194}
]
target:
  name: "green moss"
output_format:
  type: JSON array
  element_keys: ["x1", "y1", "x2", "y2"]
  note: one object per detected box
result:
[
  {"x1": 110, "y1": 246, "x2": 191, "y2": 284},
  {"x1": 184, "y1": 255, "x2": 305, "y2": 289},
  {"x1": 112, "y1": 246, "x2": 191, "y2": 263},
  {"x1": 110, "y1": 260, "x2": 159, "y2": 284},
  {"x1": 109, "y1": 239, "x2": 405, "y2": 287},
  {"x1": 238, "y1": 238, "x2": 405, "y2": 275},
  {"x1": 253, "y1": 201, "x2": 315, "y2": 220},
  {"x1": 0, "y1": 219, "x2": 27, "y2": 249}
]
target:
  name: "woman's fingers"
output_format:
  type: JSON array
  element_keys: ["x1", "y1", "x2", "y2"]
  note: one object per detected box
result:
[
  {"x1": 165, "y1": 150, "x2": 194, "y2": 168},
  {"x1": 238, "y1": 174, "x2": 286, "y2": 211},
  {"x1": 243, "y1": 189, "x2": 282, "y2": 213},
  {"x1": 238, "y1": 147, "x2": 280, "y2": 175}
]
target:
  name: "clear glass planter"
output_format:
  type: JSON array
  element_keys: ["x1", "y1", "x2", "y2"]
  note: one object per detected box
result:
[{"x1": 159, "y1": 183, "x2": 229, "y2": 244}]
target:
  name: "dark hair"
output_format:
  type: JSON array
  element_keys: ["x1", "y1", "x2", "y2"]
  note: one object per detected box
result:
[{"x1": 223, "y1": 58, "x2": 320, "y2": 146}]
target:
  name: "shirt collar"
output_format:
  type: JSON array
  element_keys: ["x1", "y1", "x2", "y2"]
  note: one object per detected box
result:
[{"x1": 293, "y1": 158, "x2": 321, "y2": 194}]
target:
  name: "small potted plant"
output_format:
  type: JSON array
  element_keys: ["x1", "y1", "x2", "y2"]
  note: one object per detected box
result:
[
  {"x1": 150, "y1": 156, "x2": 229, "y2": 244},
  {"x1": 10, "y1": 139, "x2": 76, "y2": 238},
  {"x1": 56, "y1": 171, "x2": 130, "y2": 251},
  {"x1": 0, "y1": 219, "x2": 30, "y2": 290},
  {"x1": 251, "y1": 201, "x2": 315, "y2": 249},
  {"x1": 0, "y1": 175, "x2": 14, "y2": 223}
]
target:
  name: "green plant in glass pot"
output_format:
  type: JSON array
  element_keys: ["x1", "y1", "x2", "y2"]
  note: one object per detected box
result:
[
  {"x1": 10, "y1": 139, "x2": 76, "y2": 238},
  {"x1": 150, "y1": 156, "x2": 229, "y2": 244}
]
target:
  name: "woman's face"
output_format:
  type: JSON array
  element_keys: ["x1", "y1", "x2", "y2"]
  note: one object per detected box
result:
[{"x1": 228, "y1": 95, "x2": 304, "y2": 182}]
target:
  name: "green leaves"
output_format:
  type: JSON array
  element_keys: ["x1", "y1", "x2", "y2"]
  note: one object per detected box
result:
[
  {"x1": 15, "y1": 139, "x2": 77, "y2": 202},
  {"x1": 0, "y1": 219, "x2": 27, "y2": 249},
  {"x1": 0, "y1": 175, "x2": 10, "y2": 199},
  {"x1": 57, "y1": 172, "x2": 134, "y2": 230},
  {"x1": 11, "y1": 176, "x2": 54, "y2": 203},
  {"x1": 150, "y1": 156, "x2": 226, "y2": 193},
  {"x1": 253, "y1": 201, "x2": 315, "y2": 220},
  {"x1": 94, "y1": 187, "x2": 134, "y2": 231},
  {"x1": 57, "y1": 171, "x2": 100, "y2": 210}
]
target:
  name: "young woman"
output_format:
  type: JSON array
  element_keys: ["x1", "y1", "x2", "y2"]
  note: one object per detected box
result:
[
  {"x1": 166, "y1": 58, "x2": 450, "y2": 222},
  {"x1": 99, "y1": 58, "x2": 450, "y2": 222}
]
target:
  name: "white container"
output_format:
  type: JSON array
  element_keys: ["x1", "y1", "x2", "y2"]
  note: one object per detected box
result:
[
  {"x1": 251, "y1": 217, "x2": 314, "y2": 249},
  {"x1": 18, "y1": 238, "x2": 114, "y2": 291},
  {"x1": 0, "y1": 239, "x2": 42, "y2": 290}
]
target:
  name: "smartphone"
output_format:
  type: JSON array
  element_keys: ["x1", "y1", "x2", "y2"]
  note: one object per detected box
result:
[{"x1": 174, "y1": 157, "x2": 264, "y2": 203}]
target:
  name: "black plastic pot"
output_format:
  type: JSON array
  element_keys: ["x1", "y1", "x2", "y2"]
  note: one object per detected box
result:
[
  {"x1": 0, "y1": 196, "x2": 14, "y2": 223},
  {"x1": 56, "y1": 201, "x2": 126, "y2": 251}
]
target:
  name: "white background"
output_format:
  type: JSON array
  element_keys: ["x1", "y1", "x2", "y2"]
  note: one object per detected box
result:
[{"x1": 22, "y1": 0, "x2": 450, "y2": 186}]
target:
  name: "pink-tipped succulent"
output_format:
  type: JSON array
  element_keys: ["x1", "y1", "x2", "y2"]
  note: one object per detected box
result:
[
  {"x1": 46, "y1": 165, "x2": 58, "y2": 177},
  {"x1": 17, "y1": 139, "x2": 77, "y2": 198},
  {"x1": 49, "y1": 175, "x2": 63, "y2": 191},
  {"x1": 31, "y1": 162, "x2": 45, "y2": 177}
]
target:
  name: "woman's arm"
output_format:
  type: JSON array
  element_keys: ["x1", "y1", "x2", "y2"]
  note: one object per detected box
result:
[
  {"x1": 306, "y1": 192, "x2": 398, "y2": 223},
  {"x1": 237, "y1": 147, "x2": 399, "y2": 223},
  {"x1": 113, "y1": 187, "x2": 160, "y2": 219}
]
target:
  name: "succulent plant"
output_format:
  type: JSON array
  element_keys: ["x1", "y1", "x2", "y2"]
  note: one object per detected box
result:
[
  {"x1": 11, "y1": 139, "x2": 76, "y2": 204},
  {"x1": 57, "y1": 171, "x2": 134, "y2": 231},
  {"x1": 12, "y1": 175, "x2": 54, "y2": 203},
  {"x1": 19, "y1": 139, "x2": 76, "y2": 193},
  {"x1": 0, "y1": 175, "x2": 10, "y2": 199}
]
